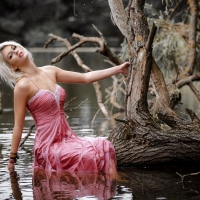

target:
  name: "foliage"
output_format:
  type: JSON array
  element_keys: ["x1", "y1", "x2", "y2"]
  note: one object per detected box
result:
[{"x1": 145, "y1": 0, "x2": 200, "y2": 77}]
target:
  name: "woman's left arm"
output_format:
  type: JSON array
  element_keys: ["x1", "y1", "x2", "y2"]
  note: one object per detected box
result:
[{"x1": 54, "y1": 62, "x2": 130, "y2": 84}]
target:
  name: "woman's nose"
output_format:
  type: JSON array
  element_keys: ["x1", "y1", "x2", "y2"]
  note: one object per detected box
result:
[{"x1": 14, "y1": 49, "x2": 19, "y2": 55}]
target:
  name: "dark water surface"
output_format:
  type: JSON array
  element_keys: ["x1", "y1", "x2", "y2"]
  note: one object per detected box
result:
[{"x1": 0, "y1": 50, "x2": 200, "y2": 200}]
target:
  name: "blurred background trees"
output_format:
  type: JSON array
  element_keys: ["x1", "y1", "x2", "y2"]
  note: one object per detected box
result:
[{"x1": 0, "y1": 0, "x2": 128, "y2": 47}]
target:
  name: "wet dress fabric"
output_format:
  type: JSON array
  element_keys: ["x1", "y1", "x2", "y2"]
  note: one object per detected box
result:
[{"x1": 26, "y1": 71, "x2": 117, "y2": 173}]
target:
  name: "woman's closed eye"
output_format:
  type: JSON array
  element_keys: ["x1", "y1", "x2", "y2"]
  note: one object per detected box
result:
[
  {"x1": 9, "y1": 46, "x2": 16, "y2": 59},
  {"x1": 12, "y1": 45, "x2": 16, "y2": 50}
]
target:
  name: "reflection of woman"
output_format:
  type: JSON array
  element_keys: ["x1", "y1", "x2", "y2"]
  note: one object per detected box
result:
[
  {"x1": 33, "y1": 168, "x2": 116, "y2": 200},
  {"x1": 0, "y1": 41, "x2": 129, "y2": 173},
  {"x1": 9, "y1": 170, "x2": 23, "y2": 200}
]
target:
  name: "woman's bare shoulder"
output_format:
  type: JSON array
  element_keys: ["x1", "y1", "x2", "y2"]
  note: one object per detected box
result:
[
  {"x1": 39, "y1": 65, "x2": 58, "y2": 79},
  {"x1": 39, "y1": 65, "x2": 57, "y2": 71},
  {"x1": 14, "y1": 76, "x2": 31, "y2": 94}
]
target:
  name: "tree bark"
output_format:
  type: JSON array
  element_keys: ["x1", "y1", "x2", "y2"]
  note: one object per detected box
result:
[{"x1": 184, "y1": 0, "x2": 198, "y2": 75}]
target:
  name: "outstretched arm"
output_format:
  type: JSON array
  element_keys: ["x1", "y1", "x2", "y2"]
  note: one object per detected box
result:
[{"x1": 54, "y1": 62, "x2": 130, "y2": 84}]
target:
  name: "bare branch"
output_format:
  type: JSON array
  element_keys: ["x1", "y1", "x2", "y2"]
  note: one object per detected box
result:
[
  {"x1": 176, "y1": 73, "x2": 200, "y2": 88},
  {"x1": 145, "y1": 23, "x2": 157, "y2": 52},
  {"x1": 108, "y1": 0, "x2": 129, "y2": 38},
  {"x1": 19, "y1": 123, "x2": 35, "y2": 147},
  {"x1": 183, "y1": 0, "x2": 198, "y2": 75},
  {"x1": 64, "y1": 97, "x2": 76, "y2": 108},
  {"x1": 43, "y1": 37, "x2": 56, "y2": 48},
  {"x1": 114, "y1": 118, "x2": 128, "y2": 124},
  {"x1": 46, "y1": 33, "x2": 110, "y2": 119},
  {"x1": 176, "y1": 171, "x2": 200, "y2": 182},
  {"x1": 65, "y1": 98, "x2": 88, "y2": 112},
  {"x1": 186, "y1": 108, "x2": 200, "y2": 125},
  {"x1": 188, "y1": 82, "x2": 200, "y2": 101}
]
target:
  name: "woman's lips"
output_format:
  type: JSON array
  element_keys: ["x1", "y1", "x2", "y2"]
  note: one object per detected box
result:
[{"x1": 19, "y1": 51, "x2": 24, "y2": 57}]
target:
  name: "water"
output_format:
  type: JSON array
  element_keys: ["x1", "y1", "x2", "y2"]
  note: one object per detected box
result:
[{"x1": 0, "y1": 50, "x2": 200, "y2": 200}]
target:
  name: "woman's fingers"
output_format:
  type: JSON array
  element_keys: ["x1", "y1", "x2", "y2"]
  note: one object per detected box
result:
[
  {"x1": 120, "y1": 62, "x2": 130, "y2": 74},
  {"x1": 7, "y1": 163, "x2": 15, "y2": 172}
]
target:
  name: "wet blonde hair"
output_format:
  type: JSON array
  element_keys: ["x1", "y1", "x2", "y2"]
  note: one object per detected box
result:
[{"x1": 0, "y1": 41, "x2": 33, "y2": 88}]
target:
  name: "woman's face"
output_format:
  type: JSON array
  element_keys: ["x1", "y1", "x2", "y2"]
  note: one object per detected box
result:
[{"x1": 1, "y1": 45, "x2": 28, "y2": 70}]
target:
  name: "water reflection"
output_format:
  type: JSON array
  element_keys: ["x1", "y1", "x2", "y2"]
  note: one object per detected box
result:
[
  {"x1": 2, "y1": 165, "x2": 200, "y2": 200},
  {"x1": 8, "y1": 168, "x2": 117, "y2": 200},
  {"x1": 9, "y1": 170, "x2": 23, "y2": 200}
]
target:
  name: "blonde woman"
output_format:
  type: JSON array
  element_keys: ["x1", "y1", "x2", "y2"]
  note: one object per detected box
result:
[{"x1": 0, "y1": 41, "x2": 129, "y2": 173}]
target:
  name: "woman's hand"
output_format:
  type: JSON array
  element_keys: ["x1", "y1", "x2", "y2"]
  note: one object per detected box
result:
[
  {"x1": 118, "y1": 61, "x2": 130, "y2": 75},
  {"x1": 8, "y1": 162, "x2": 15, "y2": 172}
]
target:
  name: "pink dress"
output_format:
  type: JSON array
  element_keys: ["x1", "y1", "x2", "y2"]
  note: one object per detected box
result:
[{"x1": 26, "y1": 72, "x2": 117, "y2": 173}]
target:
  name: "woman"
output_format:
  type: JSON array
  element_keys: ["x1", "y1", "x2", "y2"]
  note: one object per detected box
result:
[{"x1": 0, "y1": 41, "x2": 129, "y2": 173}]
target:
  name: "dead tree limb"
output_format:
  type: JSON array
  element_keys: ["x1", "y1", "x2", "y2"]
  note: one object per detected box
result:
[
  {"x1": 186, "y1": 108, "x2": 200, "y2": 125},
  {"x1": 169, "y1": 0, "x2": 185, "y2": 20},
  {"x1": 183, "y1": 0, "x2": 198, "y2": 75},
  {"x1": 19, "y1": 123, "x2": 35, "y2": 147},
  {"x1": 108, "y1": 0, "x2": 129, "y2": 39},
  {"x1": 92, "y1": 24, "x2": 123, "y2": 65},
  {"x1": 109, "y1": 76, "x2": 125, "y2": 111},
  {"x1": 176, "y1": 73, "x2": 200, "y2": 88},
  {"x1": 176, "y1": 171, "x2": 200, "y2": 182},
  {"x1": 169, "y1": 0, "x2": 198, "y2": 82},
  {"x1": 49, "y1": 27, "x2": 122, "y2": 66},
  {"x1": 46, "y1": 33, "x2": 111, "y2": 119},
  {"x1": 188, "y1": 82, "x2": 200, "y2": 101},
  {"x1": 50, "y1": 34, "x2": 103, "y2": 64},
  {"x1": 64, "y1": 97, "x2": 76, "y2": 108},
  {"x1": 65, "y1": 98, "x2": 88, "y2": 112}
]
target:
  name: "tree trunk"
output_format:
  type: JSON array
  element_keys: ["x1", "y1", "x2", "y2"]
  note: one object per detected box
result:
[{"x1": 108, "y1": 0, "x2": 200, "y2": 167}]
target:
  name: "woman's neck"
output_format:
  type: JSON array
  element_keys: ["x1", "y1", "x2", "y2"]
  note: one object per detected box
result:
[{"x1": 18, "y1": 59, "x2": 39, "y2": 76}]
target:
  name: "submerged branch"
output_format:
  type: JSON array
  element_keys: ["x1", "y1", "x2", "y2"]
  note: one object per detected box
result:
[{"x1": 176, "y1": 171, "x2": 200, "y2": 182}]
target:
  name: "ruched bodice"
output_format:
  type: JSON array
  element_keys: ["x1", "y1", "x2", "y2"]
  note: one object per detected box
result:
[
  {"x1": 26, "y1": 82, "x2": 117, "y2": 173},
  {"x1": 27, "y1": 85, "x2": 65, "y2": 126}
]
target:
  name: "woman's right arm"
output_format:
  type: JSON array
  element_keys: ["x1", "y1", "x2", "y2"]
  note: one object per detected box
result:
[{"x1": 8, "y1": 81, "x2": 30, "y2": 170}]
